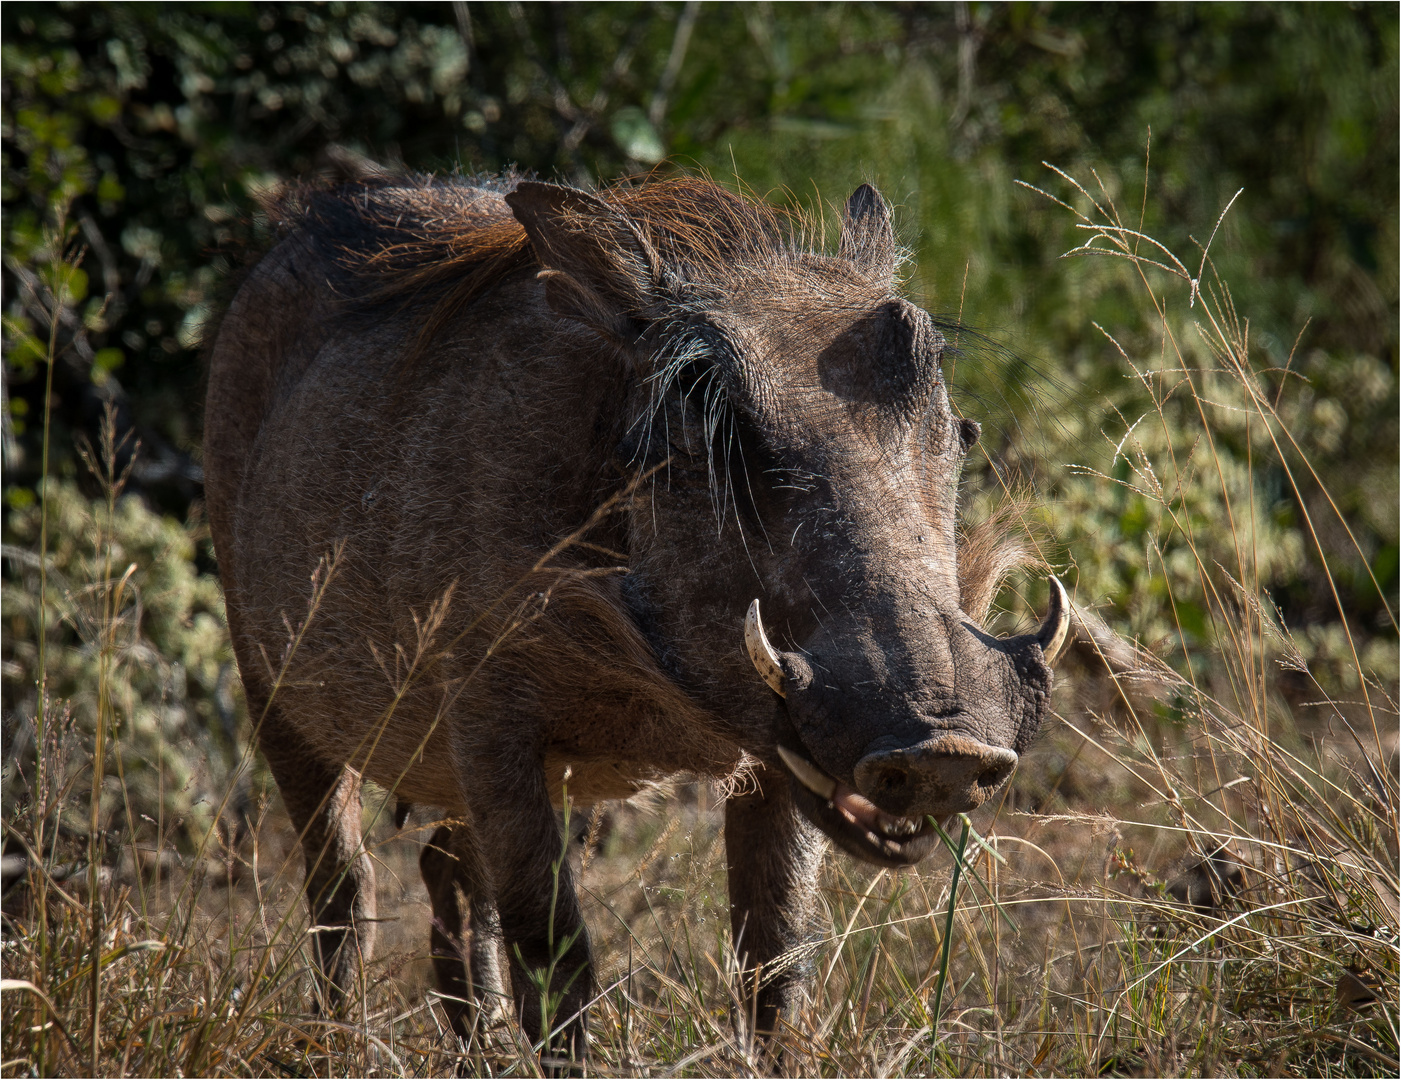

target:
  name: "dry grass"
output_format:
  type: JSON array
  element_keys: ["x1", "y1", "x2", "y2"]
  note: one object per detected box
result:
[{"x1": 2, "y1": 173, "x2": 1397, "y2": 1077}]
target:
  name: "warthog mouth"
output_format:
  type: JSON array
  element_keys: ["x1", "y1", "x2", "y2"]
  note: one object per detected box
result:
[{"x1": 776, "y1": 745, "x2": 942, "y2": 867}]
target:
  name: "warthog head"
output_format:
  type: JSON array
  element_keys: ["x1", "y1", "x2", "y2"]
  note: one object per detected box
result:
[{"x1": 509, "y1": 179, "x2": 1068, "y2": 867}]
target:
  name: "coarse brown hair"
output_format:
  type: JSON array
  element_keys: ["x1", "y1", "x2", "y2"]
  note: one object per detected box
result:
[{"x1": 265, "y1": 172, "x2": 811, "y2": 360}]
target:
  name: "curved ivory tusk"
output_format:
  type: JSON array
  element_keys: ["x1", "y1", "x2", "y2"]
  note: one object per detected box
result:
[
  {"x1": 1037, "y1": 576, "x2": 1071, "y2": 666},
  {"x1": 776, "y1": 745, "x2": 837, "y2": 801},
  {"x1": 745, "y1": 598, "x2": 786, "y2": 697}
]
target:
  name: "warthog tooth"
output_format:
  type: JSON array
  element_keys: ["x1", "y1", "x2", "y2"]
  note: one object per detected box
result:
[
  {"x1": 1037, "y1": 576, "x2": 1071, "y2": 666},
  {"x1": 776, "y1": 745, "x2": 836, "y2": 801},
  {"x1": 878, "y1": 816, "x2": 920, "y2": 838},
  {"x1": 745, "y1": 598, "x2": 786, "y2": 697}
]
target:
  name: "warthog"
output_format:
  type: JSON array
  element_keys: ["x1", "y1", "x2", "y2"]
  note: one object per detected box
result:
[{"x1": 205, "y1": 172, "x2": 1069, "y2": 1056}]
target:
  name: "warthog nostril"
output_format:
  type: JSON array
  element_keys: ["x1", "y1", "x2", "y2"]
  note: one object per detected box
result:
[
  {"x1": 877, "y1": 767, "x2": 907, "y2": 791},
  {"x1": 977, "y1": 763, "x2": 1013, "y2": 788}
]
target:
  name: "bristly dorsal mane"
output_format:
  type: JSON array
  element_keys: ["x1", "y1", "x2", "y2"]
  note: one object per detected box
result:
[{"x1": 270, "y1": 173, "x2": 818, "y2": 341}]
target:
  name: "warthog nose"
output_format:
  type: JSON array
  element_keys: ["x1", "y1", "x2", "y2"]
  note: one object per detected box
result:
[{"x1": 853, "y1": 735, "x2": 1019, "y2": 818}]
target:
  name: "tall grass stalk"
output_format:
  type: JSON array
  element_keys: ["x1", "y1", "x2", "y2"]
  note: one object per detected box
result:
[
  {"x1": 30, "y1": 211, "x2": 74, "y2": 994},
  {"x1": 78, "y1": 409, "x2": 136, "y2": 1076},
  {"x1": 929, "y1": 817, "x2": 970, "y2": 1034}
]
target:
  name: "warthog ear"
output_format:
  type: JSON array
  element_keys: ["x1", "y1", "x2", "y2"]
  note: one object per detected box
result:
[
  {"x1": 506, "y1": 181, "x2": 666, "y2": 344},
  {"x1": 839, "y1": 183, "x2": 896, "y2": 276}
]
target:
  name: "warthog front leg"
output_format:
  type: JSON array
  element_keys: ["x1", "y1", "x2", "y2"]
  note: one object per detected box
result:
[
  {"x1": 419, "y1": 823, "x2": 509, "y2": 1043},
  {"x1": 467, "y1": 758, "x2": 593, "y2": 1063},
  {"x1": 724, "y1": 772, "x2": 828, "y2": 1038},
  {"x1": 259, "y1": 718, "x2": 377, "y2": 1006}
]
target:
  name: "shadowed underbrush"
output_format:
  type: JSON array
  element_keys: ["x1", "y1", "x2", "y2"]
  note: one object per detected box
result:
[{"x1": 2, "y1": 175, "x2": 1396, "y2": 1077}]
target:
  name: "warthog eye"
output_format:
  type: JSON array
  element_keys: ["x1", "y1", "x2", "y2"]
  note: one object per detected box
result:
[
  {"x1": 663, "y1": 359, "x2": 728, "y2": 446},
  {"x1": 645, "y1": 349, "x2": 782, "y2": 531}
]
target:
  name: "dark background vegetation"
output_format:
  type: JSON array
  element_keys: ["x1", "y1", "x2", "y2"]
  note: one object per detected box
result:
[{"x1": 3, "y1": 0, "x2": 1397, "y2": 722}]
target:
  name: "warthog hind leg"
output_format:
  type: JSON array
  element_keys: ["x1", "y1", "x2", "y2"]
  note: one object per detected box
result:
[
  {"x1": 419, "y1": 822, "x2": 509, "y2": 1043},
  {"x1": 259, "y1": 716, "x2": 378, "y2": 1007}
]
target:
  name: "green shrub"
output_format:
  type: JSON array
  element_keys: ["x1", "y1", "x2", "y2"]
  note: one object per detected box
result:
[{"x1": 2, "y1": 474, "x2": 242, "y2": 848}]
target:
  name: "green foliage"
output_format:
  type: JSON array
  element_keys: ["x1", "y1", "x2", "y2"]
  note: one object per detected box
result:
[
  {"x1": 685, "y1": 4, "x2": 1398, "y2": 644},
  {"x1": 0, "y1": 0, "x2": 1392, "y2": 873},
  {"x1": 2, "y1": 477, "x2": 239, "y2": 845},
  {"x1": 0, "y1": 0, "x2": 1392, "y2": 832},
  {"x1": 2, "y1": 1, "x2": 1394, "y2": 645}
]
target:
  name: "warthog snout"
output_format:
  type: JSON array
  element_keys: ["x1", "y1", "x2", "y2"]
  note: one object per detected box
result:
[
  {"x1": 852, "y1": 734, "x2": 1019, "y2": 818},
  {"x1": 751, "y1": 591, "x2": 1066, "y2": 867}
]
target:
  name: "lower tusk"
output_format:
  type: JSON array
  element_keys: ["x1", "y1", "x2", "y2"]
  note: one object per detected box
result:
[
  {"x1": 1037, "y1": 576, "x2": 1071, "y2": 666},
  {"x1": 745, "y1": 598, "x2": 787, "y2": 697},
  {"x1": 776, "y1": 745, "x2": 837, "y2": 801}
]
